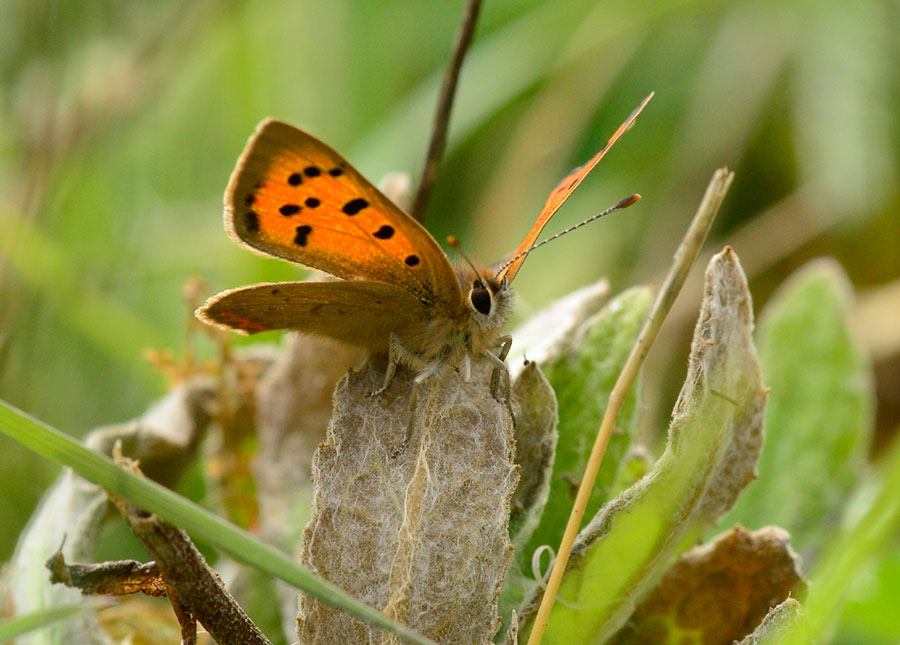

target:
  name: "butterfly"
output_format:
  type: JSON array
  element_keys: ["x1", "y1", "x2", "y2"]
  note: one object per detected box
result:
[{"x1": 197, "y1": 93, "x2": 652, "y2": 421}]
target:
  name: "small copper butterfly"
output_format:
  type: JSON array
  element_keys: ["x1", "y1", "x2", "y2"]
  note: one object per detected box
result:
[{"x1": 197, "y1": 94, "x2": 651, "y2": 403}]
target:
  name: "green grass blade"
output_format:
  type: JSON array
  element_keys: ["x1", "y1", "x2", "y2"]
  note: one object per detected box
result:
[
  {"x1": 0, "y1": 400, "x2": 434, "y2": 645},
  {"x1": 0, "y1": 604, "x2": 94, "y2": 641},
  {"x1": 774, "y1": 436, "x2": 900, "y2": 644}
]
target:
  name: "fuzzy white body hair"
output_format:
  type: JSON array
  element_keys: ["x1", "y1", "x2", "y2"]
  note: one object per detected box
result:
[{"x1": 391, "y1": 265, "x2": 514, "y2": 384}]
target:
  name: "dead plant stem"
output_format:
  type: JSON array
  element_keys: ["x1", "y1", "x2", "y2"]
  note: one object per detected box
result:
[{"x1": 410, "y1": 0, "x2": 483, "y2": 222}]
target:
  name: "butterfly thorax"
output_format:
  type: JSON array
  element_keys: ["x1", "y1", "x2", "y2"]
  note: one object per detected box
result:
[{"x1": 397, "y1": 265, "x2": 512, "y2": 382}]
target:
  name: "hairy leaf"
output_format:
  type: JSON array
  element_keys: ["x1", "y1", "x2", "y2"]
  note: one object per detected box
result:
[
  {"x1": 531, "y1": 247, "x2": 766, "y2": 642},
  {"x1": 721, "y1": 259, "x2": 873, "y2": 557}
]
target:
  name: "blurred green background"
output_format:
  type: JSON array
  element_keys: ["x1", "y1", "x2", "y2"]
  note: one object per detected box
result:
[{"x1": 1, "y1": 0, "x2": 898, "y2": 639}]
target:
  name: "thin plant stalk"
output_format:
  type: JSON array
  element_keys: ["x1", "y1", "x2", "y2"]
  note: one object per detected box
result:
[
  {"x1": 410, "y1": 0, "x2": 483, "y2": 222},
  {"x1": 527, "y1": 168, "x2": 734, "y2": 644}
]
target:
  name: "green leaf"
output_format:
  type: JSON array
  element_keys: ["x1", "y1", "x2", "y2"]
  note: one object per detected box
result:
[
  {"x1": 721, "y1": 259, "x2": 874, "y2": 556},
  {"x1": 536, "y1": 247, "x2": 766, "y2": 643},
  {"x1": 508, "y1": 362, "x2": 559, "y2": 546},
  {"x1": 774, "y1": 434, "x2": 900, "y2": 644},
  {"x1": 0, "y1": 400, "x2": 435, "y2": 645},
  {"x1": 500, "y1": 286, "x2": 649, "y2": 641},
  {"x1": 519, "y1": 286, "x2": 651, "y2": 575},
  {"x1": 737, "y1": 599, "x2": 806, "y2": 645},
  {"x1": 833, "y1": 549, "x2": 900, "y2": 644}
]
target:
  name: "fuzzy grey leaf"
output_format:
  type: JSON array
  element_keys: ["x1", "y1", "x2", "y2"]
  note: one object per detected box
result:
[{"x1": 298, "y1": 357, "x2": 518, "y2": 644}]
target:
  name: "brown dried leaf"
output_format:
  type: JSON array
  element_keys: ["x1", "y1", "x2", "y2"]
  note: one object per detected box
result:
[
  {"x1": 298, "y1": 356, "x2": 518, "y2": 644},
  {"x1": 611, "y1": 526, "x2": 806, "y2": 645},
  {"x1": 46, "y1": 550, "x2": 166, "y2": 597}
]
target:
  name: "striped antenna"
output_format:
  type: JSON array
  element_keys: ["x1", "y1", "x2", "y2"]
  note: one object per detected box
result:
[{"x1": 495, "y1": 193, "x2": 640, "y2": 279}]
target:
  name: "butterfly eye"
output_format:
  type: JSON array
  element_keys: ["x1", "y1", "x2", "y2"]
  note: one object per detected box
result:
[{"x1": 469, "y1": 282, "x2": 492, "y2": 315}]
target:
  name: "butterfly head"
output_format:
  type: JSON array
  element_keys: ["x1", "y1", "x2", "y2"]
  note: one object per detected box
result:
[
  {"x1": 457, "y1": 266, "x2": 513, "y2": 330},
  {"x1": 447, "y1": 235, "x2": 512, "y2": 329}
]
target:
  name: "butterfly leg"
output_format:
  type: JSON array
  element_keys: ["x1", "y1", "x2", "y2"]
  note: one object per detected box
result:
[
  {"x1": 495, "y1": 334, "x2": 513, "y2": 362},
  {"x1": 369, "y1": 333, "x2": 424, "y2": 397},
  {"x1": 488, "y1": 335, "x2": 513, "y2": 401},
  {"x1": 391, "y1": 384, "x2": 420, "y2": 459},
  {"x1": 482, "y1": 335, "x2": 515, "y2": 425}
]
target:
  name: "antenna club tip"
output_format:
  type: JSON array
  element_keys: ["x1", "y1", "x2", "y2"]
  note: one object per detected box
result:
[
  {"x1": 446, "y1": 235, "x2": 460, "y2": 248},
  {"x1": 618, "y1": 193, "x2": 641, "y2": 209}
]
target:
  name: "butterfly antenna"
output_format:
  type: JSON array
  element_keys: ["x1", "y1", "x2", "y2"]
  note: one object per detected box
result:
[
  {"x1": 495, "y1": 193, "x2": 641, "y2": 279},
  {"x1": 447, "y1": 235, "x2": 482, "y2": 277}
]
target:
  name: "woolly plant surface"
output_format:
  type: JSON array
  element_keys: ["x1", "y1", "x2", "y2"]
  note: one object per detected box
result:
[{"x1": 298, "y1": 356, "x2": 524, "y2": 644}]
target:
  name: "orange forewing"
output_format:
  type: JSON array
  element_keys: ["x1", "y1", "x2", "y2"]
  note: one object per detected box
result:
[
  {"x1": 499, "y1": 93, "x2": 653, "y2": 283},
  {"x1": 226, "y1": 119, "x2": 463, "y2": 311},
  {"x1": 197, "y1": 280, "x2": 429, "y2": 347}
]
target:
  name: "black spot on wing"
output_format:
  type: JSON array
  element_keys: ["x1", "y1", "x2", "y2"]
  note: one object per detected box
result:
[
  {"x1": 280, "y1": 204, "x2": 301, "y2": 216},
  {"x1": 343, "y1": 198, "x2": 368, "y2": 215},
  {"x1": 304, "y1": 166, "x2": 321, "y2": 178},
  {"x1": 305, "y1": 197, "x2": 321, "y2": 208},
  {"x1": 294, "y1": 225, "x2": 312, "y2": 246},
  {"x1": 405, "y1": 255, "x2": 420, "y2": 267},
  {"x1": 288, "y1": 173, "x2": 303, "y2": 186},
  {"x1": 373, "y1": 225, "x2": 394, "y2": 239}
]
